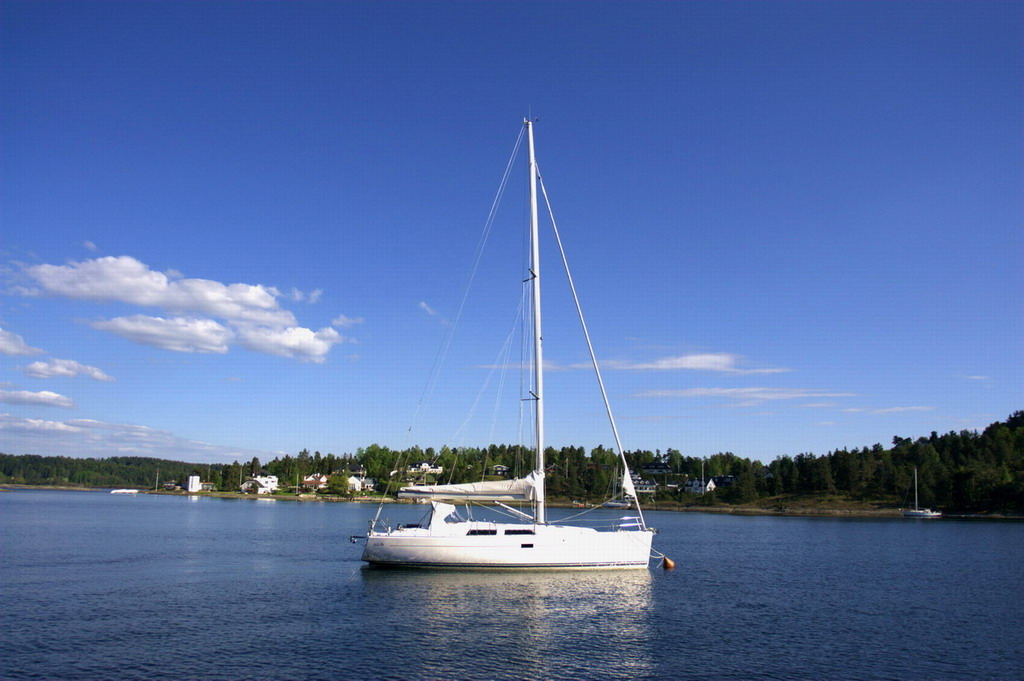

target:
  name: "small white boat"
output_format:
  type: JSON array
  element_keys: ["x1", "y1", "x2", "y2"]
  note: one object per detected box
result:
[
  {"x1": 110, "y1": 489, "x2": 138, "y2": 495},
  {"x1": 903, "y1": 468, "x2": 940, "y2": 518}
]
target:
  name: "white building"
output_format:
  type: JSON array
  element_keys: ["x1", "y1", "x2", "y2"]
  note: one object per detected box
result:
[
  {"x1": 186, "y1": 475, "x2": 202, "y2": 493},
  {"x1": 241, "y1": 475, "x2": 279, "y2": 494},
  {"x1": 633, "y1": 480, "x2": 657, "y2": 495},
  {"x1": 303, "y1": 473, "x2": 330, "y2": 490},
  {"x1": 348, "y1": 476, "x2": 377, "y2": 492},
  {"x1": 407, "y1": 462, "x2": 443, "y2": 476},
  {"x1": 683, "y1": 478, "x2": 716, "y2": 494}
]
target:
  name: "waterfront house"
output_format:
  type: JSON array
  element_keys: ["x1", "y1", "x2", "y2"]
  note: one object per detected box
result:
[
  {"x1": 241, "y1": 475, "x2": 279, "y2": 494},
  {"x1": 684, "y1": 478, "x2": 716, "y2": 494},
  {"x1": 303, "y1": 473, "x2": 330, "y2": 491},
  {"x1": 490, "y1": 464, "x2": 510, "y2": 476},
  {"x1": 348, "y1": 475, "x2": 376, "y2": 492},
  {"x1": 633, "y1": 479, "x2": 658, "y2": 494},
  {"x1": 642, "y1": 462, "x2": 673, "y2": 476},
  {"x1": 407, "y1": 462, "x2": 443, "y2": 476}
]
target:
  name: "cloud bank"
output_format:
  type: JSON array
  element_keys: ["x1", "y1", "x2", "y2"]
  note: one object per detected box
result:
[
  {"x1": 602, "y1": 353, "x2": 788, "y2": 374},
  {"x1": 0, "y1": 389, "x2": 76, "y2": 408},
  {"x1": 0, "y1": 413, "x2": 272, "y2": 463},
  {"x1": 24, "y1": 256, "x2": 351, "y2": 363},
  {"x1": 637, "y1": 387, "x2": 857, "y2": 407},
  {"x1": 22, "y1": 358, "x2": 115, "y2": 382},
  {"x1": 0, "y1": 328, "x2": 44, "y2": 357}
]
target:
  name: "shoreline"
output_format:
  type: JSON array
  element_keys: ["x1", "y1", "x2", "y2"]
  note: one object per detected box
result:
[{"x1": 4, "y1": 484, "x2": 1021, "y2": 520}]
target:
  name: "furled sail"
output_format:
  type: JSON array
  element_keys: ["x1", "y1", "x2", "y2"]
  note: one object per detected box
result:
[{"x1": 398, "y1": 471, "x2": 539, "y2": 502}]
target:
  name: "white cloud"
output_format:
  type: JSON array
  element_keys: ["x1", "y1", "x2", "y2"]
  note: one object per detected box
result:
[
  {"x1": 287, "y1": 288, "x2": 322, "y2": 304},
  {"x1": 0, "y1": 413, "x2": 272, "y2": 462},
  {"x1": 26, "y1": 256, "x2": 295, "y2": 326},
  {"x1": 637, "y1": 387, "x2": 857, "y2": 407},
  {"x1": 91, "y1": 315, "x2": 233, "y2": 354},
  {"x1": 603, "y1": 353, "x2": 788, "y2": 374},
  {"x1": 234, "y1": 325, "x2": 342, "y2": 363},
  {"x1": 0, "y1": 414, "x2": 84, "y2": 433},
  {"x1": 419, "y1": 301, "x2": 437, "y2": 316},
  {"x1": 0, "y1": 389, "x2": 76, "y2": 408},
  {"x1": 83, "y1": 241, "x2": 98, "y2": 252},
  {"x1": 22, "y1": 358, "x2": 115, "y2": 382},
  {"x1": 0, "y1": 328, "x2": 44, "y2": 356},
  {"x1": 966, "y1": 375, "x2": 991, "y2": 381},
  {"x1": 4, "y1": 285, "x2": 40, "y2": 297},
  {"x1": 332, "y1": 314, "x2": 365, "y2": 328},
  {"x1": 843, "y1": 406, "x2": 935, "y2": 415},
  {"x1": 21, "y1": 256, "x2": 344, "y2": 363}
]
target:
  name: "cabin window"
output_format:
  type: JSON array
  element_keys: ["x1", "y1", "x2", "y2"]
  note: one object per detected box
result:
[
  {"x1": 521, "y1": 544, "x2": 534, "y2": 548},
  {"x1": 504, "y1": 529, "x2": 535, "y2": 535},
  {"x1": 467, "y1": 529, "x2": 497, "y2": 536}
]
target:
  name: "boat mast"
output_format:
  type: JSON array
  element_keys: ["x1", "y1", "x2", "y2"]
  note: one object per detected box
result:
[
  {"x1": 913, "y1": 467, "x2": 919, "y2": 511},
  {"x1": 526, "y1": 119, "x2": 546, "y2": 524}
]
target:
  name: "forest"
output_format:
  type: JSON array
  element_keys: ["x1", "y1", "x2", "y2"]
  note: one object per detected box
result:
[{"x1": 3, "y1": 411, "x2": 1022, "y2": 513}]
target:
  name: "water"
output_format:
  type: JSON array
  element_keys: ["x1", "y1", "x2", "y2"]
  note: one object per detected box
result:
[{"x1": 1, "y1": 490, "x2": 1021, "y2": 681}]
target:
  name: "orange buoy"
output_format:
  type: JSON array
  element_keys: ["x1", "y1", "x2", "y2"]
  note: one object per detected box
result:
[{"x1": 662, "y1": 556, "x2": 675, "y2": 570}]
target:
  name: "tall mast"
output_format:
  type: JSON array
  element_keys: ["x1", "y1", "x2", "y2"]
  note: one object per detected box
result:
[
  {"x1": 914, "y1": 467, "x2": 919, "y2": 511},
  {"x1": 526, "y1": 119, "x2": 546, "y2": 524}
]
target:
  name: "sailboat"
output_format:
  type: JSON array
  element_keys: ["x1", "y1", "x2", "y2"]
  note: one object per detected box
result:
[
  {"x1": 902, "y1": 467, "x2": 941, "y2": 518},
  {"x1": 602, "y1": 468, "x2": 633, "y2": 509},
  {"x1": 361, "y1": 120, "x2": 655, "y2": 568}
]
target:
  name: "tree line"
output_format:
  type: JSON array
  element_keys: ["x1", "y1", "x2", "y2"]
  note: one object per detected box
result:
[{"x1": 3, "y1": 412, "x2": 1021, "y2": 512}]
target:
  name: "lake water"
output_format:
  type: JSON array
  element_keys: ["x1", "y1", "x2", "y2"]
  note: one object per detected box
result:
[{"x1": 1, "y1": 489, "x2": 1022, "y2": 681}]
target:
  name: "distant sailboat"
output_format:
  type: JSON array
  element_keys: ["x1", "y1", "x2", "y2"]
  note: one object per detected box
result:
[
  {"x1": 360, "y1": 120, "x2": 654, "y2": 569},
  {"x1": 903, "y1": 467, "x2": 941, "y2": 518}
]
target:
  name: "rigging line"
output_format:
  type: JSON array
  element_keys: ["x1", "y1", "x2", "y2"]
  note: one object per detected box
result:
[
  {"x1": 478, "y1": 295, "x2": 523, "y2": 481},
  {"x1": 373, "y1": 129, "x2": 525, "y2": 527},
  {"x1": 537, "y1": 168, "x2": 649, "y2": 532},
  {"x1": 555, "y1": 505, "x2": 609, "y2": 523},
  {"x1": 415, "y1": 127, "x2": 526, "y2": 435},
  {"x1": 447, "y1": 301, "x2": 521, "y2": 449},
  {"x1": 488, "y1": 296, "x2": 524, "y2": 444},
  {"x1": 446, "y1": 298, "x2": 524, "y2": 471},
  {"x1": 516, "y1": 278, "x2": 532, "y2": 479}
]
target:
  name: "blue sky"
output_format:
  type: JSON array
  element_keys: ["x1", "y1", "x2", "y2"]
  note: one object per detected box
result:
[{"x1": 2, "y1": 1, "x2": 1021, "y2": 464}]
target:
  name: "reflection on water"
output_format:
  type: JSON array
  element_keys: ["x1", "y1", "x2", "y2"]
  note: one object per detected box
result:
[{"x1": 358, "y1": 568, "x2": 655, "y2": 680}]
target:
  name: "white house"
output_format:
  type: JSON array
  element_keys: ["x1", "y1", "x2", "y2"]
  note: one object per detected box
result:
[
  {"x1": 186, "y1": 475, "x2": 202, "y2": 493},
  {"x1": 633, "y1": 480, "x2": 658, "y2": 495},
  {"x1": 683, "y1": 478, "x2": 715, "y2": 494},
  {"x1": 407, "y1": 462, "x2": 443, "y2": 476},
  {"x1": 303, "y1": 473, "x2": 329, "y2": 490},
  {"x1": 241, "y1": 475, "x2": 279, "y2": 494},
  {"x1": 348, "y1": 475, "x2": 376, "y2": 492}
]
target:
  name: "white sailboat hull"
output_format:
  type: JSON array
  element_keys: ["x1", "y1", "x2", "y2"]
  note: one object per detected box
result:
[
  {"x1": 903, "y1": 508, "x2": 941, "y2": 518},
  {"x1": 362, "y1": 522, "x2": 653, "y2": 569}
]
